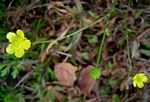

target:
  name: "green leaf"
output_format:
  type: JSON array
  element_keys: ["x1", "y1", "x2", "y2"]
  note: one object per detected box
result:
[
  {"x1": 143, "y1": 42, "x2": 150, "y2": 49},
  {"x1": 0, "y1": 86, "x2": 25, "y2": 102},
  {"x1": 1, "y1": 66, "x2": 10, "y2": 77},
  {"x1": 100, "y1": 86, "x2": 111, "y2": 96},
  {"x1": 113, "y1": 94, "x2": 119, "y2": 102},
  {"x1": 81, "y1": 52, "x2": 89, "y2": 60},
  {"x1": 55, "y1": 86, "x2": 65, "y2": 92},
  {"x1": 48, "y1": 68, "x2": 56, "y2": 81},
  {"x1": 134, "y1": 10, "x2": 142, "y2": 17},
  {"x1": 88, "y1": 11, "x2": 99, "y2": 19},
  {"x1": 35, "y1": 19, "x2": 47, "y2": 33},
  {"x1": 104, "y1": 28, "x2": 110, "y2": 36},
  {"x1": 87, "y1": 35, "x2": 98, "y2": 44},
  {"x1": 140, "y1": 49, "x2": 150, "y2": 57},
  {"x1": 11, "y1": 67, "x2": 19, "y2": 79},
  {"x1": 0, "y1": 64, "x2": 6, "y2": 71}
]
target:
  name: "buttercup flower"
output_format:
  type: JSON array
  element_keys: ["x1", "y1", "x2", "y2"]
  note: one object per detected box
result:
[
  {"x1": 133, "y1": 73, "x2": 148, "y2": 88},
  {"x1": 6, "y1": 29, "x2": 31, "y2": 58}
]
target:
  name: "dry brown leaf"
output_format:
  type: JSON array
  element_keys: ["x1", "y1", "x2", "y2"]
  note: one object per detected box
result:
[
  {"x1": 82, "y1": 17, "x2": 94, "y2": 25},
  {"x1": 108, "y1": 17, "x2": 117, "y2": 28},
  {"x1": 54, "y1": 62, "x2": 78, "y2": 87},
  {"x1": 39, "y1": 50, "x2": 47, "y2": 63},
  {"x1": 120, "y1": 77, "x2": 132, "y2": 91},
  {"x1": 77, "y1": 66, "x2": 96, "y2": 95},
  {"x1": 46, "y1": 22, "x2": 73, "y2": 53},
  {"x1": 112, "y1": 68, "x2": 127, "y2": 78}
]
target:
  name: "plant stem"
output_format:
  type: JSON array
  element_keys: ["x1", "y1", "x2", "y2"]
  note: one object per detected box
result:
[
  {"x1": 32, "y1": 18, "x2": 102, "y2": 45},
  {"x1": 126, "y1": 35, "x2": 132, "y2": 73},
  {"x1": 96, "y1": 32, "x2": 106, "y2": 68}
]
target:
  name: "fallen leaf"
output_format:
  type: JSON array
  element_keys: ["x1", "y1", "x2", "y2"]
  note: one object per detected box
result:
[
  {"x1": 46, "y1": 22, "x2": 73, "y2": 53},
  {"x1": 120, "y1": 77, "x2": 132, "y2": 91},
  {"x1": 39, "y1": 50, "x2": 47, "y2": 63},
  {"x1": 77, "y1": 66, "x2": 96, "y2": 95},
  {"x1": 82, "y1": 17, "x2": 93, "y2": 25},
  {"x1": 108, "y1": 17, "x2": 117, "y2": 28},
  {"x1": 112, "y1": 68, "x2": 126, "y2": 79},
  {"x1": 54, "y1": 62, "x2": 78, "y2": 87}
]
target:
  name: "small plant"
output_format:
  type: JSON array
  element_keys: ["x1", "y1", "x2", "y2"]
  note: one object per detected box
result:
[
  {"x1": 0, "y1": 86, "x2": 25, "y2": 102},
  {"x1": 0, "y1": 61, "x2": 24, "y2": 79},
  {"x1": 4, "y1": 19, "x2": 101, "y2": 80},
  {"x1": 89, "y1": 27, "x2": 110, "y2": 80}
]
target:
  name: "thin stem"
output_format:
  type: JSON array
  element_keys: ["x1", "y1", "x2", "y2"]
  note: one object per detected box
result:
[
  {"x1": 126, "y1": 35, "x2": 132, "y2": 73},
  {"x1": 32, "y1": 18, "x2": 102, "y2": 45},
  {"x1": 32, "y1": 39, "x2": 54, "y2": 45},
  {"x1": 96, "y1": 32, "x2": 106, "y2": 68}
]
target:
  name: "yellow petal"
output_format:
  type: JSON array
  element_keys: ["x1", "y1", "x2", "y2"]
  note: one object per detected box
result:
[
  {"x1": 6, "y1": 44, "x2": 15, "y2": 54},
  {"x1": 15, "y1": 48, "x2": 24, "y2": 58},
  {"x1": 16, "y1": 29, "x2": 24, "y2": 39},
  {"x1": 137, "y1": 82, "x2": 144, "y2": 88},
  {"x1": 22, "y1": 39, "x2": 31, "y2": 50},
  {"x1": 133, "y1": 74, "x2": 137, "y2": 80},
  {"x1": 6, "y1": 32, "x2": 16, "y2": 42},
  {"x1": 143, "y1": 76, "x2": 148, "y2": 82},
  {"x1": 138, "y1": 73, "x2": 145, "y2": 77},
  {"x1": 133, "y1": 81, "x2": 137, "y2": 87}
]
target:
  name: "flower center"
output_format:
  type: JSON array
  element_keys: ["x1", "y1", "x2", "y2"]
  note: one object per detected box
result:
[
  {"x1": 136, "y1": 75, "x2": 143, "y2": 82},
  {"x1": 12, "y1": 38, "x2": 24, "y2": 49}
]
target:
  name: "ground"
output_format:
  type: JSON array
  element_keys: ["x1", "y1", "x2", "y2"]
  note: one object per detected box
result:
[{"x1": 0, "y1": 0, "x2": 150, "y2": 102}]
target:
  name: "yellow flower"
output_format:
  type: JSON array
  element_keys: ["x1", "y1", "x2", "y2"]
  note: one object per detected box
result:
[
  {"x1": 133, "y1": 73, "x2": 148, "y2": 88},
  {"x1": 6, "y1": 29, "x2": 31, "y2": 58}
]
